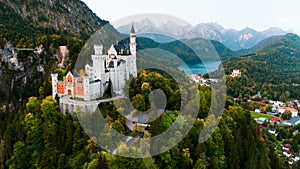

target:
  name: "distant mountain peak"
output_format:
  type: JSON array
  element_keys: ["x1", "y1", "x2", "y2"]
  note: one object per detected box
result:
[
  {"x1": 262, "y1": 27, "x2": 287, "y2": 37},
  {"x1": 241, "y1": 27, "x2": 257, "y2": 32},
  {"x1": 139, "y1": 18, "x2": 156, "y2": 26},
  {"x1": 116, "y1": 18, "x2": 295, "y2": 51},
  {"x1": 264, "y1": 27, "x2": 284, "y2": 31},
  {"x1": 287, "y1": 29, "x2": 297, "y2": 34},
  {"x1": 195, "y1": 22, "x2": 226, "y2": 31}
]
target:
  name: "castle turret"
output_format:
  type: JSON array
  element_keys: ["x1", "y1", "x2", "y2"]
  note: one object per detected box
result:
[
  {"x1": 83, "y1": 75, "x2": 90, "y2": 101},
  {"x1": 129, "y1": 25, "x2": 137, "y2": 77},
  {"x1": 51, "y1": 73, "x2": 58, "y2": 99},
  {"x1": 94, "y1": 44, "x2": 103, "y2": 55},
  {"x1": 92, "y1": 44, "x2": 106, "y2": 80},
  {"x1": 129, "y1": 25, "x2": 136, "y2": 56}
]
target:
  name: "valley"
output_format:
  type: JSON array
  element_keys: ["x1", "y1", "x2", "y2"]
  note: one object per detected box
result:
[{"x1": 0, "y1": 0, "x2": 300, "y2": 168}]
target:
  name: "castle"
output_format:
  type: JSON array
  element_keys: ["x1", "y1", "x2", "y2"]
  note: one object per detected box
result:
[{"x1": 51, "y1": 26, "x2": 137, "y2": 101}]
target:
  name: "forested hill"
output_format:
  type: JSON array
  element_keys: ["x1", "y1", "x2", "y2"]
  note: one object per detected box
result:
[
  {"x1": 223, "y1": 33, "x2": 300, "y2": 81},
  {"x1": 132, "y1": 36, "x2": 236, "y2": 64},
  {"x1": 236, "y1": 33, "x2": 300, "y2": 56},
  {"x1": 3, "y1": 73, "x2": 274, "y2": 169},
  {"x1": 219, "y1": 33, "x2": 300, "y2": 100},
  {"x1": 0, "y1": 0, "x2": 109, "y2": 42}
]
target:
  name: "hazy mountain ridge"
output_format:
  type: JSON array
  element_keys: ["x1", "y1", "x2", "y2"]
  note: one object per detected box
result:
[
  {"x1": 262, "y1": 27, "x2": 288, "y2": 37},
  {"x1": 117, "y1": 19, "x2": 294, "y2": 50},
  {"x1": 129, "y1": 36, "x2": 236, "y2": 64}
]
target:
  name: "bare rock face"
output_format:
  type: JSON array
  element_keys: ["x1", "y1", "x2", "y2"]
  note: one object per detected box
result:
[
  {"x1": 1, "y1": 43, "x2": 15, "y2": 63},
  {"x1": 57, "y1": 46, "x2": 69, "y2": 68},
  {"x1": 0, "y1": 43, "x2": 23, "y2": 71}
]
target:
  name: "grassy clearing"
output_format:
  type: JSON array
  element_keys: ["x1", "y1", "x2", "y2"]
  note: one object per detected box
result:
[{"x1": 250, "y1": 112, "x2": 274, "y2": 120}]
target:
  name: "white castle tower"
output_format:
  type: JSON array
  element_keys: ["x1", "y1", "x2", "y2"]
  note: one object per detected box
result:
[
  {"x1": 51, "y1": 25, "x2": 137, "y2": 104},
  {"x1": 129, "y1": 25, "x2": 137, "y2": 77},
  {"x1": 91, "y1": 44, "x2": 109, "y2": 97},
  {"x1": 51, "y1": 73, "x2": 58, "y2": 99},
  {"x1": 91, "y1": 44, "x2": 105, "y2": 80}
]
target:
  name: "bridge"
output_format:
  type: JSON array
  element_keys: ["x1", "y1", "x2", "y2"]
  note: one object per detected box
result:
[
  {"x1": 14, "y1": 48, "x2": 35, "y2": 51},
  {"x1": 59, "y1": 95, "x2": 124, "y2": 115}
]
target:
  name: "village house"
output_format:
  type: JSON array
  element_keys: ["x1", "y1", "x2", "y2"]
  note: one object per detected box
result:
[
  {"x1": 268, "y1": 128, "x2": 277, "y2": 135},
  {"x1": 190, "y1": 74, "x2": 204, "y2": 83},
  {"x1": 283, "y1": 150, "x2": 292, "y2": 157},
  {"x1": 270, "y1": 117, "x2": 281, "y2": 124},
  {"x1": 267, "y1": 111, "x2": 279, "y2": 116},
  {"x1": 279, "y1": 107, "x2": 298, "y2": 117},
  {"x1": 256, "y1": 117, "x2": 268, "y2": 124},
  {"x1": 295, "y1": 154, "x2": 300, "y2": 161},
  {"x1": 284, "y1": 117, "x2": 300, "y2": 126},
  {"x1": 269, "y1": 100, "x2": 284, "y2": 112},
  {"x1": 282, "y1": 144, "x2": 292, "y2": 151},
  {"x1": 293, "y1": 130, "x2": 299, "y2": 135},
  {"x1": 230, "y1": 69, "x2": 241, "y2": 78},
  {"x1": 255, "y1": 108, "x2": 261, "y2": 113}
]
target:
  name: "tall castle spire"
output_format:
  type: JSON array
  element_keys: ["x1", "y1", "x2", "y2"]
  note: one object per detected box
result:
[
  {"x1": 130, "y1": 24, "x2": 136, "y2": 34},
  {"x1": 129, "y1": 24, "x2": 137, "y2": 77},
  {"x1": 129, "y1": 24, "x2": 136, "y2": 55}
]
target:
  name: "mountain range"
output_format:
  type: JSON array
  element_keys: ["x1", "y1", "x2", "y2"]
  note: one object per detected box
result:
[{"x1": 117, "y1": 19, "x2": 294, "y2": 50}]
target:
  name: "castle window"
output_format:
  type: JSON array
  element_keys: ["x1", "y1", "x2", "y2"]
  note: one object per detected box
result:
[{"x1": 68, "y1": 90, "x2": 72, "y2": 96}]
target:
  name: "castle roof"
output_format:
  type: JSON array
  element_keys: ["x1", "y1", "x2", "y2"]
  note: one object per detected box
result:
[
  {"x1": 113, "y1": 44, "x2": 131, "y2": 56},
  {"x1": 73, "y1": 71, "x2": 80, "y2": 77},
  {"x1": 130, "y1": 24, "x2": 135, "y2": 34}
]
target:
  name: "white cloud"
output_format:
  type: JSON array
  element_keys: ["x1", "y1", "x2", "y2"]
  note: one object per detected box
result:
[{"x1": 82, "y1": 0, "x2": 300, "y2": 33}]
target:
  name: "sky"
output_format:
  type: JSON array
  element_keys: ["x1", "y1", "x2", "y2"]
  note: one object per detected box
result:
[{"x1": 82, "y1": 0, "x2": 300, "y2": 34}]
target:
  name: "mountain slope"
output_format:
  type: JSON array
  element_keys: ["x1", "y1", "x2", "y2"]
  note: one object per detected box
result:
[
  {"x1": 222, "y1": 27, "x2": 266, "y2": 50},
  {"x1": 182, "y1": 38, "x2": 237, "y2": 61},
  {"x1": 223, "y1": 33, "x2": 300, "y2": 80},
  {"x1": 183, "y1": 22, "x2": 226, "y2": 42},
  {"x1": 132, "y1": 36, "x2": 236, "y2": 64},
  {"x1": 236, "y1": 35, "x2": 282, "y2": 55},
  {"x1": 0, "y1": 0, "x2": 124, "y2": 104},
  {"x1": 262, "y1": 27, "x2": 287, "y2": 37},
  {"x1": 0, "y1": 0, "x2": 110, "y2": 41},
  {"x1": 217, "y1": 33, "x2": 300, "y2": 99}
]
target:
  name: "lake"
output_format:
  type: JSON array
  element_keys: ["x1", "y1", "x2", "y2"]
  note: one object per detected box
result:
[{"x1": 178, "y1": 60, "x2": 221, "y2": 75}]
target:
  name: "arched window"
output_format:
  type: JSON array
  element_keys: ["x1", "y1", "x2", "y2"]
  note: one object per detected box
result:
[{"x1": 68, "y1": 89, "x2": 72, "y2": 96}]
